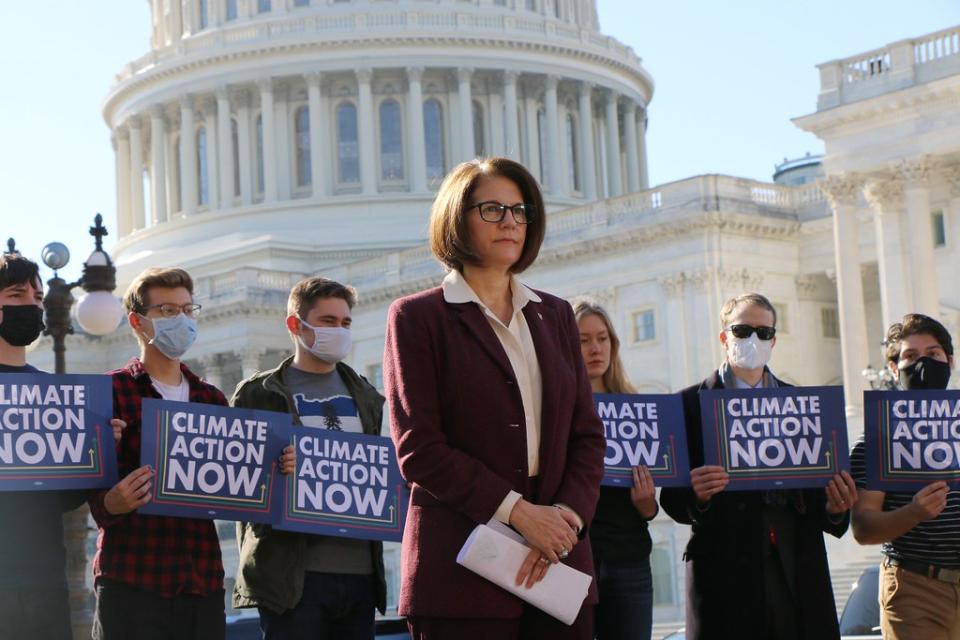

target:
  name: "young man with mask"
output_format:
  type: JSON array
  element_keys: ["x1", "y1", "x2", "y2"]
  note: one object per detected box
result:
[
  {"x1": 660, "y1": 293, "x2": 858, "y2": 640},
  {"x1": 232, "y1": 276, "x2": 386, "y2": 640},
  {"x1": 850, "y1": 314, "x2": 958, "y2": 640},
  {"x1": 88, "y1": 267, "x2": 229, "y2": 640}
]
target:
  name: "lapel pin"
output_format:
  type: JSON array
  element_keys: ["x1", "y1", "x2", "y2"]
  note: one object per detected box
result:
[{"x1": 537, "y1": 312, "x2": 543, "y2": 320}]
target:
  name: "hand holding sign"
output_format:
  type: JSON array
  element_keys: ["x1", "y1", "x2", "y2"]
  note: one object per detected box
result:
[
  {"x1": 691, "y1": 465, "x2": 729, "y2": 504},
  {"x1": 111, "y1": 419, "x2": 126, "y2": 443},
  {"x1": 105, "y1": 465, "x2": 155, "y2": 515},
  {"x1": 278, "y1": 445, "x2": 295, "y2": 475},
  {"x1": 909, "y1": 481, "x2": 949, "y2": 522},
  {"x1": 630, "y1": 466, "x2": 657, "y2": 519},
  {"x1": 824, "y1": 471, "x2": 858, "y2": 515}
]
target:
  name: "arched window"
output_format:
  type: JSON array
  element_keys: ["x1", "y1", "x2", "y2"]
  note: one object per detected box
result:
[
  {"x1": 566, "y1": 113, "x2": 580, "y2": 192},
  {"x1": 379, "y1": 100, "x2": 403, "y2": 181},
  {"x1": 525, "y1": 0, "x2": 536, "y2": 10},
  {"x1": 231, "y1": 119, "x2": 240, "y2": 197},
  {"x1": 294, "y1": 106, "x2": 311, "y2": 188},
  {"x1": 197, "y1": 127, "x2": 209, "y2": 206},
  {"x1": 199, "y1": 0, "x2": 209, "y2": 29},
  {"x1": 255, "y1": 114, "x2": 264, "y2": 195},
  {"x1": 423, "y1": 99, "x2": 445, "y2": 182},
  {"x1": 472, "y1": 100, "x2": 485, "y2": 158},
  {"x1": 336, "y1": 102, "x2": 360, "y2": 184},
  {"x1": 226, "y1": 0, "x2": 238, "y2": 20}
]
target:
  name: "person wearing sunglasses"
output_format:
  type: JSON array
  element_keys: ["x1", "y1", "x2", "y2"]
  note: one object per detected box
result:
[
  {"x1": 383, "y1": 157, "x2": 605, "y2": 639},
  {"x1": 660, "y1": 293, "x2": 856, "y2": 640}
]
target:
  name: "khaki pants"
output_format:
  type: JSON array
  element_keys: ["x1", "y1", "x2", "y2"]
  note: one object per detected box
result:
[{"x1": 881, "y1": 562, "x2": 960, "y2": 640}]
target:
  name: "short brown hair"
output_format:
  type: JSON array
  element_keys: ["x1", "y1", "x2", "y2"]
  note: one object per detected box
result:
[
  {"x1": 287, "y1": 277, "x2": 357, "y2": 318},
  {"x1": 123, "y1": 267, "x2": 193, "y2": 313},
  {"x1": 719, "y1": 293, "x2": 777, "y2": 328},
  {"x1": 428, "y1": 157, "x2": 546, "y2": 274},
  {"x1": 885, "y1": 313, "x2": 954, "y2": 364}
]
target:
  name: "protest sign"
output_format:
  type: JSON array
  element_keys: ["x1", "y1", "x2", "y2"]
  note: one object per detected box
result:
[
  {"x1": 864, "y1": 390, "x2": 960, "y2": 490},
  {"x1": 700, "y1": 386, "x2": 848, "y2": 490},
  {"x1": 139, "y1": 398, "x2": 288, "y2": 523},
  {"x1": 594, "y1": 393, "x2": 690, "y2": 487},
  {"x1": 0, "y1": 372, "x2": 117, "y2": 491},
  {"x1": 277, "y1": 429, "x2": 408, "y2": 542}
]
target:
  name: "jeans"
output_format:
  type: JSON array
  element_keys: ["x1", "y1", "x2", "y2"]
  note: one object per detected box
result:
[
  {"x1": 92, "y1": 579, "x2": 225, "y2": 640},
  {"x1": 593, "y1": 556, "x2": 653, "y2": 640},
  {"x1": 258, "y1": 572, "x2": 377, "y2": 640}
]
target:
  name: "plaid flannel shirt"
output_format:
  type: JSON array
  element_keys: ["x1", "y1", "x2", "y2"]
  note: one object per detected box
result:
[{"x1": 88, "y1": 357, "x2": 228, "y2": 597}]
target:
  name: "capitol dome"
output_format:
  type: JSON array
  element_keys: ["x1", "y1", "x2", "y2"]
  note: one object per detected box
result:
[{"x1": 104, "y1": 0, "x2": 654, "y2": 283}]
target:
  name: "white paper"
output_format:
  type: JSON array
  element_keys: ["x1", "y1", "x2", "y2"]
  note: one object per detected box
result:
[{"x1": 456, "y1": 523, "x2": 591, "y2": 625}]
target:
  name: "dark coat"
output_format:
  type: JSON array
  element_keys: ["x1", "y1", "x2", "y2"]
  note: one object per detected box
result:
[
  {"x1": 382, "y1": 285, "x2": 606, "y2": 618},
  {"x1": 660, "y1": 370, "x2": 848, "y2": 640}
]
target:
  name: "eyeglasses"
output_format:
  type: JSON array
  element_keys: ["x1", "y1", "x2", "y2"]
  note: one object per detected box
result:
[
  {"x1": 726, "y1": 324, "x2": 776, "y2": 340},
  {"x1": 468, "y1": 201, "x2": 536, "y2": 224},
  {"x1": 140, "y1": 303, "x2": 203, "y2": 318}
]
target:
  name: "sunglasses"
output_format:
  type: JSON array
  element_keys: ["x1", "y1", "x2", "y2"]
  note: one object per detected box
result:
[{"x1": 726, "y1": 324, "x2": 776, "y2": 341}]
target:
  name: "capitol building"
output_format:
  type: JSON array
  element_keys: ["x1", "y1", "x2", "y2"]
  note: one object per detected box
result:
[{"x1": 30, "y1": 0, "x2": 960, "y2": 634}]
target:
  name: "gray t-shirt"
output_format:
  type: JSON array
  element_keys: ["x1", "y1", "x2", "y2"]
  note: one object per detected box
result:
[{"x1": 284, "y1": 365, "x2": 372, "y2": 575}]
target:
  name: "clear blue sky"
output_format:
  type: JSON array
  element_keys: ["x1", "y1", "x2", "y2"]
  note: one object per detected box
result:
[{"x1": 1, "y1": 1, "x2": 957, "y2": 282}]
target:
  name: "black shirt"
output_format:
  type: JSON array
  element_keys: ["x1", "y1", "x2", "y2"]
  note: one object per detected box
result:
[
  {"x1": 589, "y1": 485, "x2": 653, "y2": 562},
  {"x1": 0, "y1": 362, "x2": 86, "y2": 588}
]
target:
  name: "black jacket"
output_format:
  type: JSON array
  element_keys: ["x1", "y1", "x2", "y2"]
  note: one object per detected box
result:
[{"x1": 660, "y1": 370, "x2": 848, "y2": 640}]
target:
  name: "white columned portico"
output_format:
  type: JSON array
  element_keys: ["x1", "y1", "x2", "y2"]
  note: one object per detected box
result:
[
  {"x1": 235, "y1": 90, "x2": 253, "y2": 206},
  {"x1": 637, "y1": 105, "x2": 649, "y2": 189},
  {"x1": 258, "y1": 79, "x2": 278, "y2": 202},
  {"x1": 898, "y1": 157, "x2": 940, "y2": 316},
  {"x1": 203, "y1": 98, "x2": 220, "y2": 209},
  {"x1": 457, "y1": 68, "x2": 476, "y2": 162},
  {"x1": 128, "y1": 117, "x2": 146, "y2": 231},
  {"x1": 523, "y1": 88, "x2": 541, "y2": 181},
  {"x1": 115, "y1": 129, "x2": 132, "y2": 237},
  {"x1": 660, "y1": 274, "x2": 690, "y2": 392},
  {"x1": 306, "y1": 73, "x2": 328, "y2": 198},
  {"x1": 179, "y1": 96, "x2": 198, "y2": 215},
  {"x1": 577, "y1": 82, "x2": 597, "y2": 201},
  {"x1": 169, "y1": 0, "x2": 182, "y2": 41},
  {"x1": 822, "y1": 174, "x2": 871, "y2": 429},
  {"x1": 356, "y1": 68, "x2": 377, "y2": 195},
  {"x1": 605, "y1": 90, "x2": 623, "y2": 197},
  {"x1": 503, "y1": 71, "x2": 521, "y2": 160},
  {"x1": 217, "y1": 88, "x2": 234, "y2": 208},
  {"x1": 149, "y1": 107, "x2": 168, "y2": 225},
  {"x1": 406, "y1": 67, "x2": 428, "y2": 193},
  {"x1": 623, "y1": 101, "x2": 640, "y2": 193},
  {"x1": 864, "y1": 179, "x2": 911, "y2": 328},
  {"x1": 543, "y1": 75, "x2": 563, "y2": 195}
]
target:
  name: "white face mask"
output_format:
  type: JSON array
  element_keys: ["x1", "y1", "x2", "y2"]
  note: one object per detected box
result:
[
  {"x1": 726, "y1": 333, "x2": 773, "y2": 371},
  {"x1": 298, "y1": 319, "x2": 352, "y2": 364}
]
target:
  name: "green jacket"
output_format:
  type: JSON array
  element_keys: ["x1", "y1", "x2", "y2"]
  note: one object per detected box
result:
[{"x1": 230, "y1": 355, "x2": 387, "y2": 614}]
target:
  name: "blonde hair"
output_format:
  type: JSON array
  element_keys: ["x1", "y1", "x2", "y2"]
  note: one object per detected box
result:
[
  {"x1": 573, "y1": 300, "x2": 637, "y2": 394},
  {"x1": 719, "y1": 292, "x2": 777, "y2": 328},
  {"x1": 123, "y1": 267, "x2": 193, "y2": 313}
]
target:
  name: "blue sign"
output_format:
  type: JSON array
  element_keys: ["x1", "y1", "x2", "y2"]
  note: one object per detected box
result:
[
  {"x1": 864, "y1": 390, "x2": 960, "y2": 490},
  {"x1": 700, "y1": 386, "x2": 848, "y2": 490},
  {"x1": 139, "y1": 399, "x2": 289, "y2": 523},
  {"x1": 277, "y1": 429, "x2": 409, "y2": 543},
  {"x1": 594, "y1": 393, "x2": 690, "y2": 488},
  {"x1": 0, "y1": 373, "x2": 117, "y2": 491}
]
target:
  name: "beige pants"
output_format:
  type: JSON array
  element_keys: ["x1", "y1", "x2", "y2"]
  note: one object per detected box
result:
[{"x1": 881, "y1": 562, "x2": 960, "y2": 640}]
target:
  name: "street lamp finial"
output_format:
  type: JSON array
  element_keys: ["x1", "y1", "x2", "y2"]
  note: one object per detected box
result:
[{"x1": 89, "y1": 214, "x2": 108, "y2": 253}]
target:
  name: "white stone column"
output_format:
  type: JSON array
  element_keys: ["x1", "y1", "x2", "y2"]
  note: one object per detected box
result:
[
  {"x1": 274, "y1": 85, "x2": 291, "y2": 200},
  {"x1": 170, "y1": 0, "x2": 182, "y2": 40},
  {"x1": 623, "y1": 100, "x2": 640, "y2": 193},
  {"x1": 356, "y1": 68, "x2": 377, "y2": 195},
  {"x1": 129, "y1": 117, "x2": 146, "y2": 231},
  {"x1": 235, "y1": 90, "x2": 253, "y2": 206},
  {"x1": 405, "y1": 67, "x2": 427, "y2": 192},
  {"x1": 604, "y1": 90, "x2": 623, "y2": 197},
  {"x1": 489, "y1": 90, "x2": 505, "y2": 157},
  {"x1": 149, "y1": 107, "x2": 168, "y2": 224},
  {"x1": 258, "y1": 79, "x2": 278, "y2": 202},
  {"x1": 946, "y1": 166, "x2": 960, "y2": 310},
  {"x1": 898, "y1": 157, "x2": 940, "y2": 316},
  {"x1": 577, "y1": 81, "x2": 597, "y2": 201},
  {"x1": 822, "y1": 174, "x2": 870, "y2": 424},
  {"x1": 201, "y1": 355, "x2": 226, "y2": 391},
  {"x1": 203, "y1": 99, "x2": 220, "y2": 208},
  {"x1": 114, "y1": 128, "x2": 132, "y2": 237},
  {"x1": 864, "y1": 179, "x2": 911, "y2": 328},
  {"x1": 523, "y1": 90, "x2": 541, "y2": 182},
  {"x1": 543, "y1": 75, "x2": 563, "y2": 195},
  {"x1": 179, "y1": 96, "x2": 198, "y2": 215},
  {"x1": 306, "y1": 73, "x2": 328, "y2": 197},
  {"x1": 637, "y1": 105, "x2": 649, "y2": 189},
  {"x1": 239, "y1": 348, "x2": 265, "y2": 381},
  {"x1": 660, "y1": 274, "x2": 690, "y2": 392},
  {"x1": 217, "y1": 88, "x2": 234, "y2": 208},
  {"x1": 503, "y1": 71, "x2": 521, "y2": 161},
  {"x1": 457, "y1": 68, "x2": 476, "y2": 162}
]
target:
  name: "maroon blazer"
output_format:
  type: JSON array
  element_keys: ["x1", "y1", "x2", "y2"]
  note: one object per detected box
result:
[{"x1": 383, "y1": 284, "x2": 606, "y2": 619}]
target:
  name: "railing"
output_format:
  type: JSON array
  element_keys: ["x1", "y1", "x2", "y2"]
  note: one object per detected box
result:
[{"x1": 914, "y1": 27, "x2": 960, "y2": 64}]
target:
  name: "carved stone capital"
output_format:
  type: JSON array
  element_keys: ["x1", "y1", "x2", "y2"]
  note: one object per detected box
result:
[
  {"x1": 503, "y1": 70, "x2": 520, "y2": 85},
  {"x1": 256, "y1": 78, "x2": 274, "y2": 94},
  {"x1": 794, "y1": 274, "x2": 819, "y2": 299},
  {"x1": 232, "y1": 88, "x2": 251, "y2": 109},
  {"x1": 406, "y1": 67, "x2": 424, "y2": 84},
  {"x1": 896, "y1": 156, "x2": 938, "y2": 188},
  {"x1": 941, "y1": 163, "x2": 960, "y2": 198},
  {"x1": 356, "y1": 68, "x2": 373, "y2": 85},
  {"x1": 305, "y1": 72, "x2": 323, "y2": 89},
  {"x1": 819, "y1": 173, "x2": 864, "y2": 209},
  {"x1": 863, "y1": 177, "x2": 904, "y2": 213},
  {"x1": 658, "y1": 273, "x2": 686, "y2": 297}
]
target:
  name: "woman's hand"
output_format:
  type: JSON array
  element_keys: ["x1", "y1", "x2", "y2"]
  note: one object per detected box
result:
[
  {"x1": 691, "y1": 465, "x2": 729, "y2": 504},
  {"x1": 630, "y1": 465, "x2": 658, "y2": 519},
  {"x1": 825, "y1": 471, "x2": 858, "y2": 515},
  {"x1": 278, "y1": 445, "x2": 296, "y2": 475},
  {"x1": 515, "y1": 547, "x2": 553, "y2": 589},
  {"x1": 509, "y1": 499, "x2": 579, "y2": 564},
  {"x1": 110, "y1": 419, "x2": 126, "y2": 443}
]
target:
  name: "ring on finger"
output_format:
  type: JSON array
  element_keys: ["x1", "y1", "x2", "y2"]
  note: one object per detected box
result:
[
  {"x1": 538, "y1": 556, "x2": 551, "y2": 565},
  {"x1": 559, "y1": 548, "x2": 569, "y2": 560}
]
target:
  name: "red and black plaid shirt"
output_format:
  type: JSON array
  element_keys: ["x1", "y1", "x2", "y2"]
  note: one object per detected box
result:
[{"x1": 88, "y1": 357, "x2": 228, "y2": 597}]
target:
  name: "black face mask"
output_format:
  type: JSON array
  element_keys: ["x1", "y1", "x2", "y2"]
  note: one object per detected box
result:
[
  {"x1": 899, "y1": 356, "x2": 952, "y2": 391},
  {"x1": 0, "y1": 305, "x2": 45, "y2": 347}
]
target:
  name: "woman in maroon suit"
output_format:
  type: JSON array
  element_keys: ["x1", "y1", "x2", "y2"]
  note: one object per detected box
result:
[{"x1": 383, "y1": 157, "x2": 606, "y2": 639}]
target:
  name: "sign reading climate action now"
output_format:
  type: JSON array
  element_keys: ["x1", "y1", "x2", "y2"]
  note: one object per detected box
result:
[
  {"x1": 139, "y1": 398, "x2": 289, "y2": 523},
  {"x1": 864, "y1": 390, "x2": 960, "y2": 490},
  {"x1": 277, "y1": 429, "x2": 408, "y2": 543},
  {"x1": 700, "y1": 386, "x2": 848, "y2": 490},
  {"x1": 0, "y1": 373, "x2": 117, "y2": 491},
  {"x1": 594, "y1": 393, "x2": 690, "y2": 488}
]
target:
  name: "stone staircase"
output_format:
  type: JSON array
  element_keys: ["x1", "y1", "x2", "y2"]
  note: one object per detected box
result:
[{"x1": 829, "y1": 548, "x2": 883, "y2": 618}]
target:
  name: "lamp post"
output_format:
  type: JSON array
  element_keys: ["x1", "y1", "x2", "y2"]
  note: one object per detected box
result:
[{"x1": 40, "y1": 213, "x2": 124, "y2": 640}]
